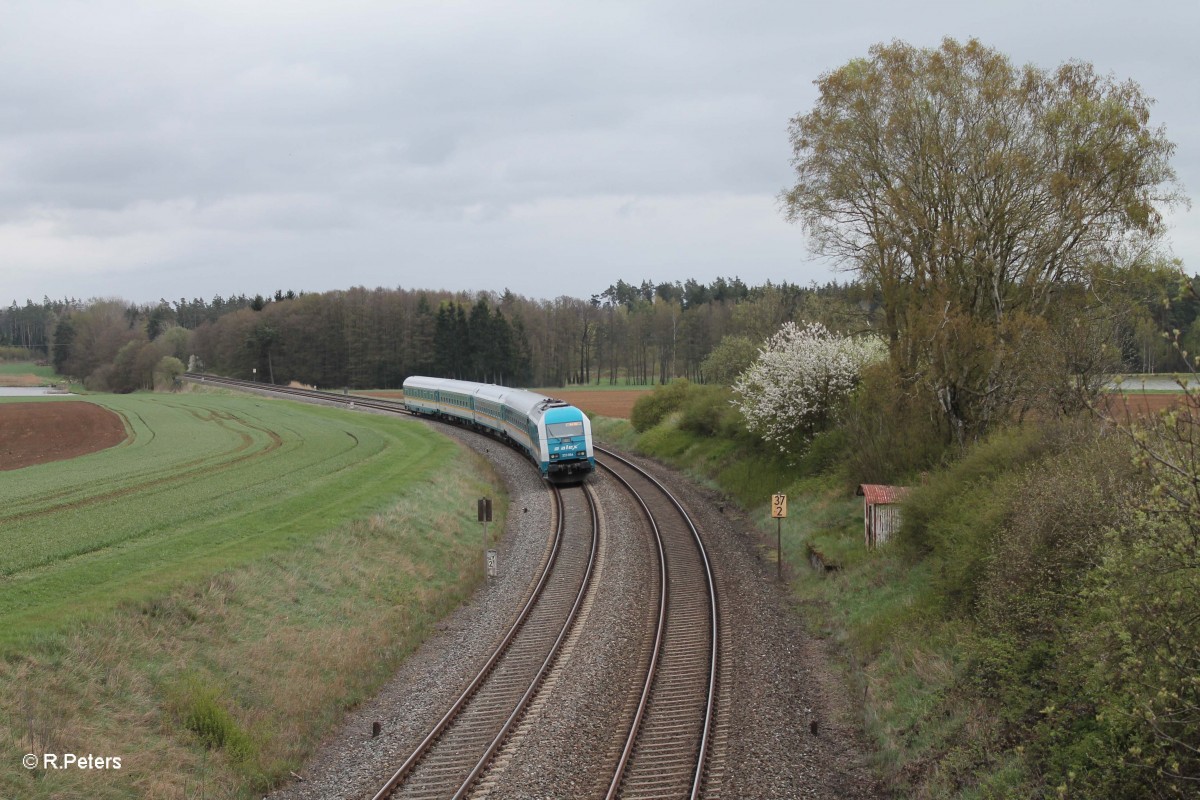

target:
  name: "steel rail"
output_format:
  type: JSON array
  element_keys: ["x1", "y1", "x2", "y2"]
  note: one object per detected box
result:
[
  {"x1": 183, "y1": 374, "x2": 718, "y2": 795},
  {"x1": 448, "y1": 483, "x2": 600, "y2": 799},
  {"x1": 184, "y1": 373, "x2": 409, "y2": 415},
  {"x1": 596, "y1": 446, "x2": 719, "y2": 800},
  {"x1": 370, "y1": 484, "x2": 573, "y2": 799},
  {"x1": 597, "y1": 457, "x2": 669, "y2": 800}
]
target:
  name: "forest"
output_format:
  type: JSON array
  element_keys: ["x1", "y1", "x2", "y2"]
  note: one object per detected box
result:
[{"x1": 2, "y1": 262, "x2": 1197, "y2": 395}]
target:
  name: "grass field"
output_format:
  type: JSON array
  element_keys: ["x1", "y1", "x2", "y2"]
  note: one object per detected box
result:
[
  {"x1": 0, "y1": 361, "x2": 56, "y2": 377},
  {"x1": 0, "y1": 360, "x2": 57, "y2": 386},
  {"x1": 1, "y1": 389, "x2": 505, "y2": 798},
  {"x1": 0, "y1": 392, "x2": 452, "y2": 643}
]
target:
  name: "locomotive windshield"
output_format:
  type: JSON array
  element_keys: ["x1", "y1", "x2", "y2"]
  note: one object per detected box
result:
[{"x1": 546, "y1": 420, "x2": 584, "y2": 439}]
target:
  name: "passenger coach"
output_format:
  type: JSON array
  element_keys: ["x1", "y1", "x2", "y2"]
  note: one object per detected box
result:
[{"x1": 402, "y1": 376, "x2": 594, "y2": 482}]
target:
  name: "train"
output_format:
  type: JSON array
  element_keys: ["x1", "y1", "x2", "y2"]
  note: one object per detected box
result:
[{"x1": 401, "y1": 376, "x2": 595, "y2": 483}]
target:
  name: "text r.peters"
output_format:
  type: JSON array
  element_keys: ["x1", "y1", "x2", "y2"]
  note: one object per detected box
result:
[{"x1": 32, "y1": 753, "x2": 122, "y2": 770}]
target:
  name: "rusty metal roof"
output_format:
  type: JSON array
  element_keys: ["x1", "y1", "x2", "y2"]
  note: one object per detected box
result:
[{"x1": 856, "y1": 484, "x2": 910, "y2": 505}]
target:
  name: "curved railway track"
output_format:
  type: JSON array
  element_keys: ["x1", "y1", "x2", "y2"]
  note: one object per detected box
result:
[
  {"x1": 596, "y1": 447, "x2": 719, "y2": 800},
  {"x1": 377, "y1": 482, "x2": 598, "y2": 799},
  {"x1": 184, "y1": 374, "x2": 721, "y2": 798}
]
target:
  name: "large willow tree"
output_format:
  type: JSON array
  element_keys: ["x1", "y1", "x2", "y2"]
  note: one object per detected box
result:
[{"x1": 783, "y1": 37, "x2": 1184, "y2": 442}]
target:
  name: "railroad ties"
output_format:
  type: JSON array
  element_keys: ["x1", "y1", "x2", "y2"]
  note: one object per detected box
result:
[
  {"x1": 180, "y1": 375, "x2": 722, "y2": 798},
  {"x1": 598, "y1": 446, "x2": 719, "y2": 800},
  {"x1": 374, "y1": 484, "x2": 599, "y2": 800}
]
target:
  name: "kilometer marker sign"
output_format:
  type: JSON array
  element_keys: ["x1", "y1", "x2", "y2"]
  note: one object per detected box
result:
[
  {"x1": 771, "y1": 494, "x2": 787, "y2": 519},
  {"x1": 772, "y1": 493, "x2": 786, "y2": 580}
]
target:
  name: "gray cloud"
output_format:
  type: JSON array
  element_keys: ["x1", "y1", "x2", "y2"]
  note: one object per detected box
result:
[{"x1": 0, "y1": 0, "x2": 1196, "y2": 304}]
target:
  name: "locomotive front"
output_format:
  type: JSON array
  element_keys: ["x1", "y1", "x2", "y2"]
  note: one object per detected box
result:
[{"x1": 540, "y1": 405, "x2": 594, "y2": 482}]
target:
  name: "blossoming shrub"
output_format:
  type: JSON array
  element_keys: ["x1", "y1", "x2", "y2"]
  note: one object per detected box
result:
[{"x1": 731, "y1": 321, "x2": 885, "y2": 453}]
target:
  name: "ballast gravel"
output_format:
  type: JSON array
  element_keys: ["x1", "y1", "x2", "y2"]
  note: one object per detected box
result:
[{"x1": 268, "y1": 424, "x2": 883, "y2": 800}]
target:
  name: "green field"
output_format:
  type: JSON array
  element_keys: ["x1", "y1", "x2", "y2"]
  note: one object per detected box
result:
[
  {"x1": 0, "y1": 360, "x2": 57, "y2": 379},
  {"x1": 0, "y1": 392, "x2": 455, "y2": 644},
  {"x1": 1, "y1": 389, "x2": 505, "y2": 798}
]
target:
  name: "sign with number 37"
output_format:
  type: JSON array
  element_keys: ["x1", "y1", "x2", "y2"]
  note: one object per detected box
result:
[{"x1": 771, "y1": 494, "x2": 787, "y2": 519}]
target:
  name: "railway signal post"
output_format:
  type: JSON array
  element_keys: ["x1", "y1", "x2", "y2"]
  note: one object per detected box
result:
[
  {"x1": 771, "y1": 493, "x2": 787, "y2": 580},
  {"x1": 478, "y1": 497, "x2": 493, "y2": 578}
]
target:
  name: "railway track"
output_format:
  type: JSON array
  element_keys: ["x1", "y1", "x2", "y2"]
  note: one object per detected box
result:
[
  {"x1": 596, "y1": 447, "x2": 719, "y2": 800},
  {"x1": 373, "y1": 483, "x2": 599, "y2": 799},
  {"x1": 183, "y1": 374, "x2": 722, "y2": 798}
]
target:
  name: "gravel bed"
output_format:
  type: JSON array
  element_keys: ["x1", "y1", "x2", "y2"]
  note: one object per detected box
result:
[
  {"x1": 478, "y1": 469, "x2": 656, "y2": 799},
  {"x1": 269, "y1": 423, "x2": 883, "y2": 799},
  {"x1": 268, "y1": 421, "x2": 553, "y2": 800},
  {"x1": 600, "y1": 447, "x2": 884, "y2": 800}
]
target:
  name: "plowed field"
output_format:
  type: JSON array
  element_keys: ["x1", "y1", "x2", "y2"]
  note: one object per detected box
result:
[
  {"x1": 0, "y1": 372, "x2": 44, "y2": 387},
  {"x1": 1099, "y1": 392, "x2": 1190, "y2": 417},
  {"x1": 540, "y1": 388, "x2": 650, "y2": 418},
  {"x1": 0, "y1": 401, "x2": 128, "y2": 470}
]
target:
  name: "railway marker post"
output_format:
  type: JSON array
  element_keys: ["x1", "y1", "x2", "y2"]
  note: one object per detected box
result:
[
  {"x1": 771, "y1": 493, "x2": 787, "y2": 580},
  {"x1": 478, "y1": 497, "x2": 493, "y2": 578}
]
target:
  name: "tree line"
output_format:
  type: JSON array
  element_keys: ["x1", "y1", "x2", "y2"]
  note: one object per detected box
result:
[{"x1": 2, "y1": 265, "x2": 1196, "y2": 395}]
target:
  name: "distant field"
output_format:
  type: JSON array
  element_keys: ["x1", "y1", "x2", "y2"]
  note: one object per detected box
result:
[
  {"x1": 543, "y1": 388, "x2": 650, "y2": 418},
  {"x1": 0, "y1": 392, "x2": 450, "y2": 644},
  {"x1": 1100, "y1": 391, "x2": 1190, "y2": 416},
  {"x1": 0, "y1": 361, "x2": 55, "y2": 376},
  {"x1": 0, "y1": 360, "x2": 57, "y2": 386}
]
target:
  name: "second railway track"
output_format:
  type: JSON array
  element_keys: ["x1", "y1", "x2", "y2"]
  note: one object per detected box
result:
[
  {"x1": 597, "y1": 447, "x2": 720, "y2": 800},
  {"x1": 184, "y1": 374, "x2": 723, "y2": 798}
]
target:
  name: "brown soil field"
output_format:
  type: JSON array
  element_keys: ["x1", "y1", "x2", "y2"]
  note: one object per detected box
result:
[
  {"x1": 1099, "y1": 392, "x2": 1191, "y2": 417},
  {"x1": 359, "y1": 388, "x2": 651, "y2": 419},
  {"x1": 0, "y1": 401, "x2": 129, "y2": 470},
  {"x1": 0, "y1": 373, "x2": 44, "y2": 387},
  {"x1": 541, "y1": 389, "x2": 651, "y2": 418}
]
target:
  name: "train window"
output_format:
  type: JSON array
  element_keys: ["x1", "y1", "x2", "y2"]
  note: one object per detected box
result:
[{"x1": 546, "y1": 421, "x2": 584, "y2": 438}]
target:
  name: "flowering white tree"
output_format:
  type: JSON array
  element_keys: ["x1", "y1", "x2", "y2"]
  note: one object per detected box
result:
[{"x1": 732, "y1": 322, "x2": 886, "y2": 452}]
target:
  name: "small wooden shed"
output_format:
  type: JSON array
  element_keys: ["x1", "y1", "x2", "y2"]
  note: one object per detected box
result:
[{"x1": 857, "y1": 484, "x2": 910, "y2": 549}]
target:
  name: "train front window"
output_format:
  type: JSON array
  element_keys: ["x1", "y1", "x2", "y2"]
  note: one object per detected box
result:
[{"x1": 546, "y1": 421, "x2": 583, "y2": 439}]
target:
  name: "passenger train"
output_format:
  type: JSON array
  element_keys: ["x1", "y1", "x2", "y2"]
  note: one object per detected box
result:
[{"x1": 402, "y1": 376, "x2": 594, "y2": 483}]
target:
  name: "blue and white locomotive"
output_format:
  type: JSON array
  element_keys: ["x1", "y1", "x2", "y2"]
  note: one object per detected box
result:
[{"x1": 402, "y1": 376, "x2": 595, "y2": 482}]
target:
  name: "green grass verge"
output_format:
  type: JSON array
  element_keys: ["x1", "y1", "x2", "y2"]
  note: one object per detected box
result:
[{"x1": 1, "y1": 390, "x2": 506, "y2": 798}]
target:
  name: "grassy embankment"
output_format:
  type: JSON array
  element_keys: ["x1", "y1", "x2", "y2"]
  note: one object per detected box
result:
[
  {"x1": 594, "y1": 380, "x2": 1195, "y2": 798},
  {"x1": 1, "y1": 389, "x2": 504, "y2": 799}
]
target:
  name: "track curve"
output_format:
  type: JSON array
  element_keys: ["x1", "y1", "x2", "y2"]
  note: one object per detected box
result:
[{"x1": 597, "y1": 447, "x2": 719, "y2": 800}]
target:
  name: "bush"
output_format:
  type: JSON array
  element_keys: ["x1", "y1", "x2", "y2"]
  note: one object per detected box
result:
[
  {"x1": 678, "y1": 384, "x2": 746, "y2": 438},
  {"x1": 153, "y1": 356, "x2": 185, "y2": 391},
  {"x1": 898, "y1": 424, "x2": 1058, "y2": 613},
  {"x1": 731, "y1": 321, "x2": 885, "y2": 452},
  {"x1": 176, "y1": 679, "x2": 257, "y2": 766},
  {"x1": 0, "y1": 345, "x2": 34, "y2": 361},
  {"x1": 84, "y1": 364, "x2": 116, "y2": 392},
  {"x1": 977, "y1": 430, "x2": 1141, "y2": 638},
  {"x1": 700, "y1": 334, "x2": 759, "y2": 385},
  {"x1": 841, "y1": 360, "x2": 948, "y2": 484},
  {"x1": 630, "y1": 379, "x2": 692, "y2": 432}
]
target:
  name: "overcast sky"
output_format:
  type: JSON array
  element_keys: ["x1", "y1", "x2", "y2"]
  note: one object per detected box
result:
[{"x1": 2, "y1": 0, "x2": 1197, "y2": 306}]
